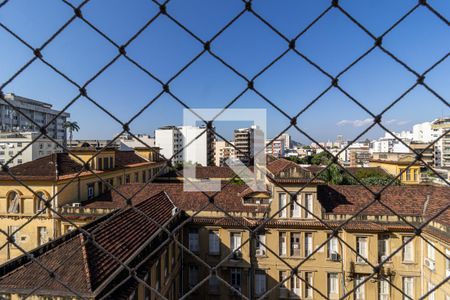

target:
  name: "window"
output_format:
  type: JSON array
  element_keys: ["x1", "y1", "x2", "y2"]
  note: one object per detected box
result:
[
  {"x1": 402, "y1": 277, "x2": 414, "y2": 299},
  {"x1": 230, "y1": 268, "x2": 241, "y2": 291},
  {"x1": 125, "y1": 174, "x2": 130, "y2": 183},
  {"x1": 413, "y1": 169, "x2": 418, "y2": 181},
  {"x1": 304, "y1": 272, "x2": 313, "y2": 298},
  {"x1": 279, "y1": 271, "x2": 288, "y2": 298},
  {"x1": 142, "y1": 170, "x2": 146, "y2": 183},
  {"x1": 378, "y1": 234, "x2": 389, "y2": 262},
  {"x1": 109, "y1": 157, "x2": 113, "y2": 169},
  {"x1": 355, "y1": 275, "x2": 365, "y2": 300},
  {"x1": 328, "y1": 235, "x2": 339, "y2": 258},
  {"x1": 379, "y1": 278, "x2": 390, "y2": 300},
  {"x1": 98, "y1": 181, "x2": 103, "y2": 194},
  {"x1": 97, "y1": 157, "x2": 103, "y2": 170},
  {"x1": 230, "y1": 232, "x2": 242, "y2": 257},
  {"x1": 427, "y1": 242, "x2": 435, "y2": 261},
  {"x1": 35, "y1": 192, "x2": 48, "y2": 213},
  {"x1": 103, "y1": 157, "x2": 109, "y2": 169},
  {"x1": 37, "y1": 227, "x2": 48, "y2": 246},
  {"x1": 305, "y1": 194, "x2": 313, "y2": 218},
  {"x1": 402, "y1": 236, "x2": 414, "y2": 262},
  {"x1": 17, "y1": 142, "x2": 22, "y2": 147},
  {"x1": 17, "y1": 159, "x2": 22, "y2": 164},
  {"x1": 428, "y1": 281, "x2": 435, "y2": 300},
  {"x1": 290, "y1": 194, "x2": 301, "y2": 218},
  {"x1": 356, "y1": 237, "x2": 368, "y2": 263},
  {"x1": 134, "y1": 172, "x2": 139, "y2": 182},
  {"x1": 327, "y1": 273, "x2": 338, "y2": 297},
  {"x1": 279, "y1": 232, "x2": 287, "y2": 256},
  {"x1": 87, "y1": 183, "x2": 95, "y2": 199},
  {"x1": 289, "y1": 274, "x2": 301, "y2": 297},
  {"x1": 405, "y1": 169, "x2": 411, "y2": 181},
  {"x1": 0, "y1": 294, "x2": 11, "y2": 300},
  {"x1": 304, "y1": 233, "x2": 313, "y2": 257},
  {"x1": 7, "y1": 191, "x2": 21, "y2": 214},
  {"x1": 118, "y1": 176, "x2": 123, "y2": 185},
  {"x1": 188, "y1": 229, "x2": 199, "y2": 252},
  {"x1": 208, "y1": 231, "x2": 220, "y2": 255},
  {"x1": 256, "y1": 234, "x2": 266, "y2": 256},
  {"x1": 279, "y1": 193, "x2": 287, "y2": 218},
  {"x1": 255, "y1": 271, "x2": 266, "y2": 296},
  {"x1": 188, "y1": 265, "x2": 198, "y2": 289},
  {"x1": 208, "y1": 275, "x2": 219, "y2": 294},
  {"x1": 291, "y1": 233, "x2": 301, "y2": 256}
]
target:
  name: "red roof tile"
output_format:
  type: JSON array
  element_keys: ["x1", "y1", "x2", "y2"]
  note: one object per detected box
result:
[{"x1": 0, "y1": 192, "x2": 177, "y2": 297}]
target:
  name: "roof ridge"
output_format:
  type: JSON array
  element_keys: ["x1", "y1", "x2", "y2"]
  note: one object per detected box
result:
[{"x1": 79, "y1": 234, "x2": 93, "y2": 293}]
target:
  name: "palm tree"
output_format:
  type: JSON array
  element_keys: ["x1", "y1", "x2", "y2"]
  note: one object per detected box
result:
[{"x1": 63, "y1": 121, "x2": 80, "y2": 146}]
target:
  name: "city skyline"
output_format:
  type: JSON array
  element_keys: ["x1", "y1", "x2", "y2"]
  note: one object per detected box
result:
[{"x1": 1, "y1": 0, "x2": 448, "y2": 143}]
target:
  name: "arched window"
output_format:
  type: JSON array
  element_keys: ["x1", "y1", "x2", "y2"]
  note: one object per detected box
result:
[
  {"x1": 7, "y1": 191, "x2": 21, "y2": 214},
  {"x1": 35, "y1": 191, "x2": 48, "y2": 213}
]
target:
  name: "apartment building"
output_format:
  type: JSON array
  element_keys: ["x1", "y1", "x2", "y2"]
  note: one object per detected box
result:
[
  {"x1": 265, "y1": 139, "x2": 285, "y2": 158},
  {"x1": 234, "y1": 126, "x2": 265, "y2": 166},
  {"x1": 0, "y1": 132, "x2": 62, "y2": 166},
  {"x1": 432, "y1": 117, "x2": 450, "y2": 168},
  {"x1": 0, "y1": 158, "x2": 448, "y2": 299},
  {"x1": 0, "y1": 144, "x2": 165, "y2": 262},
  {"x1": 0, "y1": 93, "x2": 69, "y2": 140},
  {"x1": 155, "y1": 125, "x2": 215, "y2": 166},
  {"x1": 214, "y1": 140, "x2": 236, "y2": 166}
]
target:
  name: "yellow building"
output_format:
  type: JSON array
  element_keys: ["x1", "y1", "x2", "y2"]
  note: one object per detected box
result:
[
  {"x1": 0, "y1": 158, "x2": 448, "y2": 299},
  {"x1": 370, "y1": 153, "x2": 422, "y2": 184},
  {"x1": 0, "y1": 145, "x2": 165, "y2": 262}
]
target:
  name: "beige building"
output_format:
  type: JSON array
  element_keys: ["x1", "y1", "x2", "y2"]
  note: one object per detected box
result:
[
  {"x1": 214, "y1": 140, "x2": 236, "y2": 166},
  {"x1": 0, "y1": 158, "x2": 448, "y2": 299},
  {"x1": 0, "y1": 145, "x2": 165, "y2": 262}
]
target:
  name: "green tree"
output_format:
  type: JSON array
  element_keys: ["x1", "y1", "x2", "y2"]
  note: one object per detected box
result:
[
  {"x1": 63, "y1": 121, "x2": 80, "y2": 146},
  {"x1": 318, "y1": 164, "x2": 344, "y2": 184},
  {"x1": 311, "y1": 151, "x2": 332, "y2": 165}
]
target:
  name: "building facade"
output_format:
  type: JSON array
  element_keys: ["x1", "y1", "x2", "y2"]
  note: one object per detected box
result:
[
  {"x1": 214, "y1": 140, "x2": 236, "y2": 166},
  {"x1": 0, "y1": 158, "x2": 448, "y2": 299},
  {"x1": 0, "y1": 93, "x2": 69, "y2": 141},
  {"x1": 0, "y1": 132, "x2": 62, "y2": 166},
  {"x1": 155, "y1": 125, "x2": 215, "y2": 166},
  {"x1": 0, "y1": 145, "x2": 166, "y2": 262},
  {"x1": 432, "y1": 117, "x2": 450, "y2": 168}
]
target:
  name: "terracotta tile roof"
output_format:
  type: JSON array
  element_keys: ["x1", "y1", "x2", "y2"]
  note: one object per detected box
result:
[
  {"x1": 82, "y1": 183, "x2": 269, "y2": 213},
  {"x1": 0, "y1": 153, "x2": 83, "y2": 181},
  {"x1": 318, "y1": 185, "x2": 450, "y2": 226},
  {"x1": 0, "y1": 191, "x2": 177, "y2": 297},
  {"x1": 191, "y1": 217, "x2": 412, "y2": 233},
  {"x1": 305, "y1": 166, "x2": 390, "y2": 177},
  {"x1": 0, "y1": 150, "x2": 157, "y2": 181},
  {"x1": 114, "y1": 150, "x2": 147, "y2": 167},
  {"x1": 266, "y1": 158, "x2": 300, "y2": 176}
]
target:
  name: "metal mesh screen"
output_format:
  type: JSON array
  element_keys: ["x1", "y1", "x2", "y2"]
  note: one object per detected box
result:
[{"x1": 0, "y1": 0, "x2": 449, "y2": 299}]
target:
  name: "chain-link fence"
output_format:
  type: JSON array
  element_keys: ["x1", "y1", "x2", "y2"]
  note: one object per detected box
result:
[{"x1": 0, "y1": 0, "x2": 449, "y2": 299}]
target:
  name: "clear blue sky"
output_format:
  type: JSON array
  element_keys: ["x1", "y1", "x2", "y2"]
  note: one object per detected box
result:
[{"x1": 0, "y1": 0, "x2": 449, "y2": 143}]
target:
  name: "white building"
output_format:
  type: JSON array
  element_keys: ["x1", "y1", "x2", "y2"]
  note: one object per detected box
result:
[
  {"x1": 119, "y1": 133, "x2": 155, "y2": 148},
  {"x1": 155, "y1": 125, "x2": 214, "y2": 166},
  {"x1": 0, "y1": 132, "x2": 62, "y2": 166},
  {"x1": 431, "y1": 117, "x2": 450, "y2": 168},
  {"x1": 1, "y1": 93, "x2": 70, "y2": 140},
  {"x1": 412, "y1": 121, "x2": 432, "y2": 143},
  {"x1": 370, "y1": 132, "x2": 410, "y2": 154}
]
